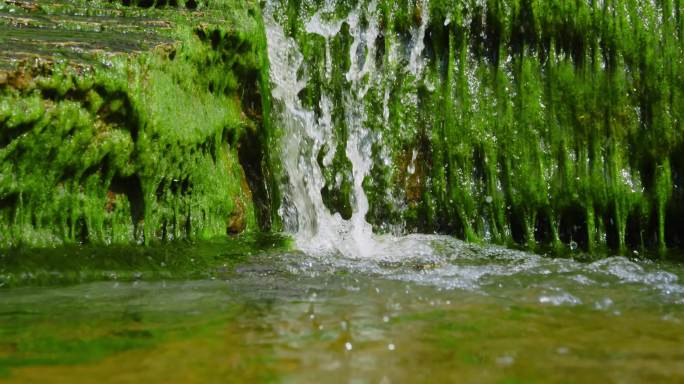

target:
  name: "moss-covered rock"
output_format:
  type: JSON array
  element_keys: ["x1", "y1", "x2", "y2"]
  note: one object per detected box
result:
[
  {"x1": 2, "y1": 0, "x2": 682, "y2": 256},
  {"x1": 0, "y1": 0, "x2": 278, "y2": 247},
  {"x1": 272, "y1": 0, "x2": 683, "y2": 254}
]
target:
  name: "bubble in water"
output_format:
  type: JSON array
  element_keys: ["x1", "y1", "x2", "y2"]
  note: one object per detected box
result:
[
  {"x1": 593, "y1": 297, "x2": 613, "y2": 310},
  {"x1": 539, "y1": 293, "x2": 581, "y2": 306},
  {"x1": 496, "y1": 355, "x2": 514, "y2": 366},
  {"x1": 388, "y1": 343, "x2": 395, "y2": 351},
  {"x1": 345, "y1": 342, "x2": 353, "y2": 351}
]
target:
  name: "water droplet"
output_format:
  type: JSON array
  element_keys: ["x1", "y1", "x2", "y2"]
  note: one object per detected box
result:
[
  {"x1": 539, "y1": 293, "x2": 581, "y2": 306},
  {"x1": 556, "y1": 347, "x2": 569, "y2": 355},
  {"x1": 593, "y1": 297, "x2": 613, "y2": 310},
  {"x1": 496, "y1": 355, "x2": 514, "y2": 366}
]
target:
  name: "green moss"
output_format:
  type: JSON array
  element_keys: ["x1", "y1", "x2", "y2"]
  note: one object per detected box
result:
[
  {"x1": 277, "y1": 0, "x2": 683, "y2": 254},
  {"x1": 0, "y1": 233, "x2": 292, "y2": 287},
  {"x1": 0, "y1": 0, "x2": 278, "y2": 247},
  {"x1": 2, "y1": 0, "x2": 682, "y2": 254}
]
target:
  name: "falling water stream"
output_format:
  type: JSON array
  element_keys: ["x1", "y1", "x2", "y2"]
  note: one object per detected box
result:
[
  {"x1": 267, "y1": 0, "x2": 439, "y2": 260},
  {"x1": 267, "y1": 2, "x2": 378, "y2": 258}
]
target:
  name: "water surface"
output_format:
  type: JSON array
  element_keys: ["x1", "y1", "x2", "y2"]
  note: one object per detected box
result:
[{"x1": 1, "y1": 237, "x2": 683, "y2": 383}]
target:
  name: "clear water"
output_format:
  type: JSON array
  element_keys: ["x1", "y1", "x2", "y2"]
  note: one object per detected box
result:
[
  {"x1": 2, "y1": 1, "x2": 683, "y2": 382},
  {"x1": 1, "y1": 238, "x2": 683, "y2": 383}
]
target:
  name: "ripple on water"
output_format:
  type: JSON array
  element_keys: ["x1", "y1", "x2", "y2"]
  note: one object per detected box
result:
[{"x1": 289, "y1": 234, "x2": 684, "y2": 307}]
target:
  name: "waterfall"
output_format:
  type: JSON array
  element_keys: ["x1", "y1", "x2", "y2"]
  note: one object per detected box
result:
[
  {"x1": 263, "y1": 0, "x2": 682, "y2": 254},
  {"x1": 265, "y1": 1, "x2": 434, "y2": 258},
  {"x1": 265, "y1": 3, "x2": 374, "y2": 258}
]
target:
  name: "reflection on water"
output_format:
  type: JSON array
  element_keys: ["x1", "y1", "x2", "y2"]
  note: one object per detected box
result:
[{"x1": 1, "y1": 237, "x2": 683, "y2": 383}]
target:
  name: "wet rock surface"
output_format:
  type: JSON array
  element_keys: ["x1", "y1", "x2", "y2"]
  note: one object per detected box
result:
[{"x1": 0, "y1": 0, "x2": 177, "y2": 70}]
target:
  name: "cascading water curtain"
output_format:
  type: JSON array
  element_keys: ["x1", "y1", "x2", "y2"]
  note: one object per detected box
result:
[{"x1": 265, "y1": 0, "x2": 683, "y2": 254}]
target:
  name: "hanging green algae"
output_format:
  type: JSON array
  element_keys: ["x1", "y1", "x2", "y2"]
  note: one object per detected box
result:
[
  {"x1": 2, "y1": 0, "x2": 683, "y2": 254},
  {"x1": 271, "y1": 0, "x2": 683, "y2": 254},
  {"x1": 0, "y1": 0, "x2": 279, "y2": 247}
]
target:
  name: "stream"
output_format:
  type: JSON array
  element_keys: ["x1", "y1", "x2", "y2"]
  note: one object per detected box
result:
[{"x1": 1, "y1": 238, "x2": 683, "y2": 383}]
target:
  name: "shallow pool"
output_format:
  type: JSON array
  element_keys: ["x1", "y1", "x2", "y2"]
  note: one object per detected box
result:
[{"x1": 1, "y1": 236, "x2": 683, "y2": 383}]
